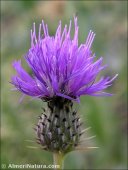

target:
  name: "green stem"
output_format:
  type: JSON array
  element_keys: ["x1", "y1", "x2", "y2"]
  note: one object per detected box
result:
[{"x1": 53, "y1": 152, "x2": 64, "y2": 170}]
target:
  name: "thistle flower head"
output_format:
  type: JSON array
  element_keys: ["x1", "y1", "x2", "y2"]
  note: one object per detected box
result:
[
  {"x1": 11, "y1": 17, "x2": 118, "y2": 156},
  {"x1": 11, "y1": 17, "x2": 118, "y2": 101}
]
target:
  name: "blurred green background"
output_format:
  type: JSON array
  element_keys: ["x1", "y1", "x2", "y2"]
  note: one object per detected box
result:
[{"x1": 1, "y1": 1, "x2": 127, "y2": 170}]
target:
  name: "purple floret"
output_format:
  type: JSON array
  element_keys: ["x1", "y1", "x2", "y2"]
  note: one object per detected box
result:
[{"x1": 11, "y1": 17, "x2": 118, "y2": 101}]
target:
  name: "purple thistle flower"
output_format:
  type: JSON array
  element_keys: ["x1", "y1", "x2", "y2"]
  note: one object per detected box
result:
[{"x1": 11, "y1": 17, "x2": 118, "y2": 101}]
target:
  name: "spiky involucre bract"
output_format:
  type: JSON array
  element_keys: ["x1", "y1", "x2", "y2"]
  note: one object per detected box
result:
[{"x1": 35, "y1": 97, "x2": 83, "y2": 153}]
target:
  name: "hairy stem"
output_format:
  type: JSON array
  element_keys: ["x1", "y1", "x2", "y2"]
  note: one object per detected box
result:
[{"x1": 53, "y1": 152, "x2": 64, "y2": 170}]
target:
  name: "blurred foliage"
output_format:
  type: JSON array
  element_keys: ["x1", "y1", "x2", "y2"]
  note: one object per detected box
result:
[{"x1": 1, "y1": 1, "x2": 127, "y2": 170}]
